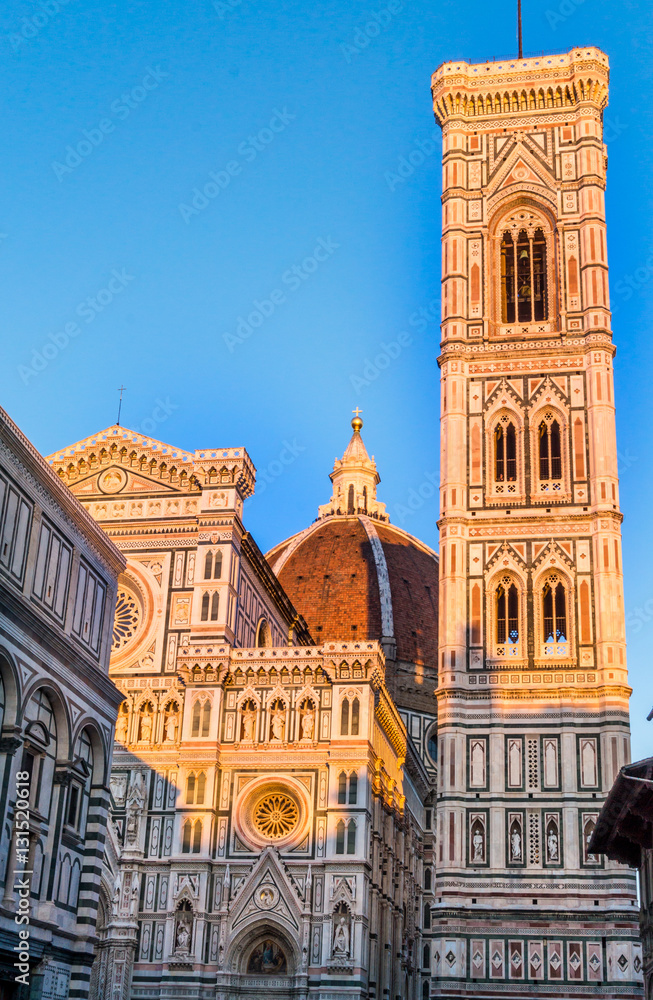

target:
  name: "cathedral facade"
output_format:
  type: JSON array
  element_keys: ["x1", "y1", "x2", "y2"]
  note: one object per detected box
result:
[{"x1": 46, "y1": 427, "x2": 431, "y2": 1000}]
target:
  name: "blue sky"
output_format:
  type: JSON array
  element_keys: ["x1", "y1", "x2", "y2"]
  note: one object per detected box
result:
[{"x1": 1, "y1": 0, "x2": 653, "y2": 754}]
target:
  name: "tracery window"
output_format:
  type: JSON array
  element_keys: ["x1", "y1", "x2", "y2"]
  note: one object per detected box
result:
[
  {"x1": 340, "y1": 697, "x2": 360, "y2": 736},
  {"x1": 337, "y1": 771, "x2": 358, "y2": 805},
  {"x1": 200, "y1": 592, "x2": 209, "y2": 621},
  {"x1": 494, "y1": 419, "x2": 516, "y2": 482},
  {"x1": 186, "y1": 771, "x2": 206, "y2": 805},
  {"x1": 501, "y1": 227, "x2": 548, "y2": 323},
  {"x1": 542, "y1": 575, "x2": 568, "y2": 655},
  {"x1": 496, "y1": 578, "x2": 519, "y2": 647},
  {"x1": 538, "y1": 413, "x2": 563, "y2": 491},
  {"x1": 191, "y1": 700, "x2": 211, "y2": 738},
  {"x1": 210, "y1": 592, "x2": 219, "y2": 621},
  {"x1": 205, "y1": 550, "x2": 223, "y2": 579}
]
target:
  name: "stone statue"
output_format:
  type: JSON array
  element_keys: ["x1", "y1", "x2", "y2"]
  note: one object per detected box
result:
[
  {"x1": 125, "y1": 772, "x2": 146, "y2": 845},
  {"x1": 175, "y1": 918, "x2": 191, "y2": 954},
  {"x1": 139, "y1": 709, "x2": 152, "y2": 742},
  {"x1": 242, "y1": 706, "x2": 256, "y2": 741},
  {"x1": 511, "y1": 828, "x2": 522, "y2": 861},
  {"x1": 548, "y1": 828, "x2": 559, "y2": 861},
  {"x1": 333, "y1": 914, "x2": 350, "y2": 956},
  {"x1": 164, "y1": 710, "x2": 178, "y2": 743},
  {"x1": 300, "y1": 706, "x2": 315, "y2": 740},
  {"x1": 472, "y1": 827, "x2": 484, "y2": 862},
  {"x1": 271, "y1": 706, "x2": 285, "y2": 742},
  {"x1": 111, "y1": 875, "x2": 121, "y2": 916},
  {"x1": 115, "y1": 711, "x2": 128, "y2": 744}
]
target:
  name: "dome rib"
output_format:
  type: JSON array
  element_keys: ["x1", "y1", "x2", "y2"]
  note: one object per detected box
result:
[{"x1": 359, "y1": 516, "x2": 395, "y2": 646}]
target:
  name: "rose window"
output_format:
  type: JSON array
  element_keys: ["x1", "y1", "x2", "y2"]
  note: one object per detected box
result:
[
  {"x1": 112, "y1": 588, "x2": 141, "y2": 652},
  {"x1": 253, "y1": 792, "x2": 299, "y2": 840}
]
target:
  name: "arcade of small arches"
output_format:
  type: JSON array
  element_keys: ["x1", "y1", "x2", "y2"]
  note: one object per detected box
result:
[
  {"x1": 54, "y1": 443, "x2": 245, "y2": 492},
  {"x1": 433, "y1": 77, "x2": 608, "y2": 121}
]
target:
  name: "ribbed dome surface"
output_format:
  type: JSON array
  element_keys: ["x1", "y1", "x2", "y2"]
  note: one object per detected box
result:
[{"x1": 267, "y1": 515, "x2": 439, "y2": 667}]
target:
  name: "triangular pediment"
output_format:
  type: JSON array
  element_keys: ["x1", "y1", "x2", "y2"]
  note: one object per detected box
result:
[
  {"x1": 486, "y1": 541, "x2": 527, "y2": 574},
  {"x1": 229, "y1": 848, "x2": 302, "y2": 934},
  {"x1": 69, "y1": 466, "x2": 181, "y2": 498},
  {"x1": 501, "y1": 157, "x2": 544, "y2": 189},
  {"x1": 532, "y1": 539, "x2": 574, "y2": 573}
]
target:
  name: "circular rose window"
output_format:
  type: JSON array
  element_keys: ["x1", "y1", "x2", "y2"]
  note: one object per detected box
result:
[
  {"x1": 112, "y1": 587, "x2": 142, "y2": 652},
  {"x1": 235, "y1": 777, "x2": 310, "y2": 851},
  {"x1": 253, "y1": 792, "x2": 299, "y2": 840}
]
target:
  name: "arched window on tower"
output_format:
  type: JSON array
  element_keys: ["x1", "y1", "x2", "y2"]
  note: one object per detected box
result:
[
  {"x1": 351, "y1": 698, "x2": 360, "y2": 736},
  {"x1": 496, "y1": 577, "x2": 519, "y2": 655},
  {"x1": 338, "y1": 771, "x2": 347, "y2": 804},
  {"x1": 362, "y1": 486, "x2": 368, "y2": 512},
  {"x1": 347, "y1": 484, "x2": 355, "y2": 514},
  {"x1": 336, "y1": 819, "x2": 346, "y2": 854},
  {"x1": 501, "y1": 227, "x2": 548, "y2": 323},
  {"x1": 346, "y1": 819, "x2": 356, "y2": 854},
  {"x1": 340, "y1": 698, "x2": 349, "y2": 735},
  {"x1": 204, "y1": 551, "x2": 213, "y2": 579},
  {"x1": 539, "y1": 418, "x2": 562, "y2": 482},
  {"x1": 210, "y1": 592, "x2": 219, "y2": 621},
  {"x1": 542, "y1": 576, "x2": 568, "y2": 654},
  {"x1": 200, "y1": 592, "x2": 209, "y2": 621},
  {"x1": 191, "y1": 701, "x2": 201, "y2": 737},
  {"x1": 192, "y1": 819, "x2": 202, "y2": 853},
  {"x1": 213, "y1": 551, "x2": 222, "y2": 579},
  {"x1": 201, "y1": 701, "x2": 211, "y2": 737},
  {"x1": 494, "y1": 420, "x2": 516, "y2": 482}
]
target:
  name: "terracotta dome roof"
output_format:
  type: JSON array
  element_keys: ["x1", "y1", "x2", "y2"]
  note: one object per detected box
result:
[{"x1": 267, "y1": 515, "x2": 439, "y2": 668}]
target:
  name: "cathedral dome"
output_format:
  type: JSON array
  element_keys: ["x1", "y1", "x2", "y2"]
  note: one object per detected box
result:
[{"x1": 266, "y1": 418, "x2": 439, "y2": 707}]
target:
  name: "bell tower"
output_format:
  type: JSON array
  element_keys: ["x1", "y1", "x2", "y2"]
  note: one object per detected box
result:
[{"x1": 431, "y1": 48, "x2": 642, "y2": 995}]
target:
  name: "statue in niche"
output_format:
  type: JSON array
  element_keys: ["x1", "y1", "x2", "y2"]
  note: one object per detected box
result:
[
  {"x1": 111, "y1": 875, "x2": 121, "y2": 916},
  {"x1": 547, "y1": 826, "x2": 559, "y2": 861},
  {"x1": 510, "y1": 823, "x2": 523, "y2": 862},
  {"x1": 300, "y1": 703, "x2": 315, "y2": 741},
  {"x1": 472, "y1": 822, "x2": 485, "y2": 862},
  {"x1": 125, "y1": 772, "x2": 146, "y2": 845},
  {"x1": 115, "y1": 710, "x2": 128, "y2": 744},
  {"x1": 332, "y1": 905, "x2": 351, "y2": 957},
  {"x1": 164, "y1": 708, "x2": 179, "y2": 743},
  {"x1": 174, "y1": 914, "x2": 191, "y2": 955},
  {"x1": 270, "y1": 704, "x2": 285, "y2": 742},
  {"x1": 241, "y1": 703, "x2": 257, "y2": 742},
  {"x1": 139, "y1": 707, "x2": 153, "y2": 742}
]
